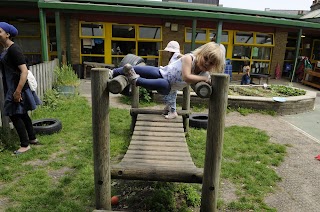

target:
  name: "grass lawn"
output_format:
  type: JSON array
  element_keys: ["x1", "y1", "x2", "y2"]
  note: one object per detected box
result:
[{"x1": 0, "y1": 92, "x2": 286, "y2": 211}]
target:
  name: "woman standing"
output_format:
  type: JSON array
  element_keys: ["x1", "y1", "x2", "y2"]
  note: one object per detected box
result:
[{"x1": 0, "y1": 22, "x2": 41, "y2": 154}]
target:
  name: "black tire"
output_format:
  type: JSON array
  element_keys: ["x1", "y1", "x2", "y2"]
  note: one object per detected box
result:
[
  {"x1": 119, "y1": 54, "x2": 145, "y2": 67},
  {"x1": 32, "y1": 118, "x2": 62, "y2": 135},
  {"x1": 189, "y1": 113, "x2": 208, "y2": 129}
]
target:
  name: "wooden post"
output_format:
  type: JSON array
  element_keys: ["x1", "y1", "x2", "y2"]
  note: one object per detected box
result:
[
  {"x1": 130, "y1": 84, "x2": 139, "y2": 133},
  {"x1": 182, "y1": 86, "x2": 190, "y2": 132},
  {"x1": 91, "y1": 68, "x2": 111, "y2": 210},
  {"x1": 200, "y1": 74, "x2": 229, "y2": 212}
]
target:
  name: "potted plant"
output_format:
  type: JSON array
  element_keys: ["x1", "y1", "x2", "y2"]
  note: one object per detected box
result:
[{"x1": 54, "y1": 64, "x2": 80, "y2": 96}]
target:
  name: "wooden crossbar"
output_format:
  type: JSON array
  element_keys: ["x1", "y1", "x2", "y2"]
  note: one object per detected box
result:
[{"x1": 111, "y1": 114, "x2": 203, "y2": 183}]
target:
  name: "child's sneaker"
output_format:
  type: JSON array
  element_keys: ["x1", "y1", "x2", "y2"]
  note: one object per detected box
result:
[
  {"x1": 108, "y1": 69, "x2": 113, "y2": 79},
  {"x1": 165, "y1": 111, "x2": 178, "y2": 119},
  {"x1": 164, "y1": 105, "x2": 170, "y2": 112},
  {"x1": 123, "y1": 64, "x2": 139, "y2": 83}
]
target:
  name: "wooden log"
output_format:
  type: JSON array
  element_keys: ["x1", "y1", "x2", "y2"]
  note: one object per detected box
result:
[
  {"x1": 130, "y1": 108, "x2": 190, "y2": 116},
  {"x1": 123, "y1": 153, "x2": 192, "y2": 161},
  {"x1": 131, "y1": 135, "x2": 186, "y2": 142},
  {"x1": 130, "y1": 84, "x2": 139, "y2": 133},
  {"x1": 191, "y1": 82, "x2": 212, "y2": 98},
  {"x1": 135, "y1": 121, "x2": 184, "y2": 128},
  {"x1": 134, "y1": 125, "x2": 184, "y2": 133},
  {"x1": 107, "y1": 75, "x2": 129, "y2": 94},
  {"x1": 130, "y1": 140, "x2": 188, "y2": 147},
  {"x1": 111, "y1": 164, "x2": 203, "y2": 183},
  {"x1": 201, "y1": 73, "x2": 229, "y2": 212},
  {"x1": 128, "y1": 144, "x2": 187, "y2": 152},
  {"x1": 137, "y1": 114, "x2": 183, "y2": 122},
  {"x1": 125, "y1": 149, "x2": 191, "y2": 157},
  {"x1": 132, "y1": 131, "x2": 185, "y2": 137},
  {"x1": 182, "y1": 86, "x2": 190, "y2": 132},
  {"x1": 91, "y1": 67, "x2": 111, "y2": 210}
]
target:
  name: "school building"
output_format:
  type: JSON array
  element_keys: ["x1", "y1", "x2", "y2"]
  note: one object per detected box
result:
[{"x1": 1, "y1": 0, "x2": 320, "y2": 82}]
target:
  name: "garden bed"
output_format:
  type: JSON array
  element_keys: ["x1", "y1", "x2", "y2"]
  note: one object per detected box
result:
[{"x1": 153, "y1": 85, "x2": 317, "y2": 115}]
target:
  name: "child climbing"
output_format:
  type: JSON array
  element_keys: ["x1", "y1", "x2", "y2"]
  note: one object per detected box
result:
[{"x1": 112, "y1": 42, "x2": 226, "y2": 118}]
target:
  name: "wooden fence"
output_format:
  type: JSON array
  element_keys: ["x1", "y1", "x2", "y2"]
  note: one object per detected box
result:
[{"x1": 0, "y1": 59, "x2": 59, "y2": 127}]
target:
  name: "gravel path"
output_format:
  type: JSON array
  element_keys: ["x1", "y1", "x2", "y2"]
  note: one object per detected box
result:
[{"x1": 226, "y1": 112, "x2": 320, "y2": 212}]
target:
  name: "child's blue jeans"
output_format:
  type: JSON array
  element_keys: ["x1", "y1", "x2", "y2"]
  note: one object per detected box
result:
[
  {"x1": 113, "y1": 66, "x2": 171, "y2": 95},
  {"x1": 163, "y1": 90, "x2": 177, "y2": 112}
]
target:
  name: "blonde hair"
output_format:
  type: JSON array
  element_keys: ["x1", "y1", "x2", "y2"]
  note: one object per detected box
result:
[{"x1": 192, "y1": 42, "x2": 225, "y2": 73}]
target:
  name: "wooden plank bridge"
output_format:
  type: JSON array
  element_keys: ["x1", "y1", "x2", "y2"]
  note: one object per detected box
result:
[{"x1": 111, "y1": 114, "x2": 203, "y2": 183}]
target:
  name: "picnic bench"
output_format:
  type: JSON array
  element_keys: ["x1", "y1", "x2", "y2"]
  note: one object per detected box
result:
[{"x1": 250, "y1": 73, "x2": 270, "y2": 85}]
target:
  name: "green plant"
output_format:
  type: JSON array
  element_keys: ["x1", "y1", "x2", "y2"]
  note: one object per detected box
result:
[
  {"x1": 54, "y1": 64, "x2": 80, "y2": 87},
  {"x1": 42, "y1": 89, "x2": 60, "y2": 110},
  {"x1": 139, "y1": 87, "x2": 152, "y2": 103},
  {"x1": 270, "y1": 85, "x2": 306, "y2": 96}
]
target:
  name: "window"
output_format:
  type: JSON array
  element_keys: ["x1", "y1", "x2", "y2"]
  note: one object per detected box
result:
[
  {"x1": 251, "y1": 47, "x2": 272, "y2": 60},
  {"x1": 232, "y1": 31, "x2": 274, "y2": 74},
  {"x1": 185, "y1": 28, "x2": 206, "y2": 42},
  {"x1": 251, "y1": 61, "x2": 270, "y2": 74},
  {"x1": 209, "y1": 30, "x2": 229, "y2": 43},
  {"x1": 256, "y1": 33, "x2": 273, "y2": 45},
  {"x1": 109, "y1": 24, "x2": 162, "y2": 67},
  {"x1": 235, "y1": 31, "x2": 254, "y2": 44},
  {"x1": 112, "y1": 25, "x2": 135, "y2": 38},
  {"x1": 13, "y1": 22, "x2": 42, "y2": 65},
  {"x1": 184, "y1": 28, "x2": 230, "y2": 55},
  {"x1": 232, "y1": 45, "x2": 252, "y2": 59},
  {"x1": 81, "y1": 23, "x2": 104, "y2": 37},
  {"x1": 80, "y1": 22, "x2": 105, "y2": 64},
  {"x1": 139, "y1": 26, "x2": 161, "y2": 39}
]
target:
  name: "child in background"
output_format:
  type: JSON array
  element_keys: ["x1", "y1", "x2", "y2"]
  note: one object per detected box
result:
[
  {"x1": 241, "y1": 65, "x2": 251, "y2": 85},
  {"x1": 112, "y1": 42, "x2": 226, "y2": 118},
  {"x1": 160, "y1": 41, "x2": 182, "y2": 119}
]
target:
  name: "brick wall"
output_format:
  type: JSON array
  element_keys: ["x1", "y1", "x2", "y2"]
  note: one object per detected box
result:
[
  {"x1": 270, "y1": 29, "x2": 287, "y2": 77},
  {"x1": 60, "y1": 14, "x2": 80, "y2": 65}
]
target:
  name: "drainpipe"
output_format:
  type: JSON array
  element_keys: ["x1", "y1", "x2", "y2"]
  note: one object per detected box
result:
[
  {"x1": 65, "y1": 15, "x2": 71, "y2": 64},
  {"x1": 291, "y1": 29, "x2": 302, "y2": 83},
  {"x1": 215, "y1": 20, "x2": 223, "y2": 44},
  {"x1": 191, "y1": 19, "x2": 197, "y2": 51},
  {"x1": 55, "y1": 11, "x2": 62, "y2": 65},
  {"x1": 39, "y1": 9, "x2": 49, "y2": 62}
]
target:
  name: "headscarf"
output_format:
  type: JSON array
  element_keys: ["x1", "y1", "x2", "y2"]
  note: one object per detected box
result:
[{"x1": 0, "y1": 22, "x2": 18, "y2": 37}]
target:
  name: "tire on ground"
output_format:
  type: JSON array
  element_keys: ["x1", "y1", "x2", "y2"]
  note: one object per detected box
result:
[
  {"x1": 32, "y1": 118, "x2": 62, "y2": 135},
  {"x1": 189, "y1": 114, "x2": 208, "y2": 129},
  {"x1": 119, "y1": 54, "x2": 145, "y2": 67}
]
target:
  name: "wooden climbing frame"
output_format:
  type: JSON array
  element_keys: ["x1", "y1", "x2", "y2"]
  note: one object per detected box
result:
[{"x1": 91, "y1": 68, "x2": 229, "y2": 211}]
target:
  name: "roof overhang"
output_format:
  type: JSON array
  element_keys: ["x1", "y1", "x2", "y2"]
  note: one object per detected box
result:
[
  {"x1": 301, "y1": 9, "x2": 320, "y2": 19},
  {"x1": 35, "y1": 0, "x2": 320, "y2": 30}
]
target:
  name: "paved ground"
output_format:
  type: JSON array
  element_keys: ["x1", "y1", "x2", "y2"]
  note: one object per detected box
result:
[{"x1": 79, "y1": 78, "x2": 320, "y2": 211}]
